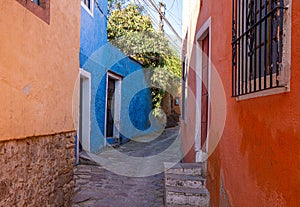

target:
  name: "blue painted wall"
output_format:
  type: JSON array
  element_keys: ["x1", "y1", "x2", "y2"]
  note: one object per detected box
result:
[
  {"x1": 80, "y1": 1, "x2": 154, "y2": 153},
  {"x1": 80, "y1": 0, "x2": 108, "y2": 67}
]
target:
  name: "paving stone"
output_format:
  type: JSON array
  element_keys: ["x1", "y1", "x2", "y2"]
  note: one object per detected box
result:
[{"x1": 72, "y1": 127, "x2": 180, "y2": 207}]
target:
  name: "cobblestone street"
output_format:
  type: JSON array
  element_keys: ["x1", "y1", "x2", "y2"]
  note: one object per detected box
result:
[{"x1": 73, "y1": 127, "x2": 181, "y2": 207}]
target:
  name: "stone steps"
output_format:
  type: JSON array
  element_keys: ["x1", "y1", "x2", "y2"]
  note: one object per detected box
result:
[
  {"x1": 165, "y1": 162, "x2": 207, "y2": 177},
  {"x1": 165, "y1": 173, "x2": 206, "y2": 189},
  {"x1": 164, "y1": 162, "x2": 210, "y2": 207}
]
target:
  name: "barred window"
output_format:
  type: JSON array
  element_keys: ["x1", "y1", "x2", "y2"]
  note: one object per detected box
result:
[{"x1": 232, "y1": 0, "x2": 287, "y2": 97}]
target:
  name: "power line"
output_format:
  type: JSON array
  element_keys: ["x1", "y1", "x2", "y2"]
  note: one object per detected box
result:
[
  {"x1": 101, "y1": 0, "x2": 181, "y2": 47},
  {"x1": 135, "y1": 1, "x2": 181, "y2": 50},
  {"x1": 146, "y1": 0, "x2": 181, "y2": 40},
  {"x1": 168, "y1": 0, "x2": 176, "y2": 11},
  {"x1": 137, "y1": 0, "x2": 181, "y2": 34},
  {"x1": 140, "y1": 0, "x2": 157, "y2": 13},
  {"x1": 167, "y1": 11, "x2": 181, "y2": 26},
  {"x1": 141, "y1": 4, "x2": 161, "y2": 26},
  {"x1": 140, "y1": 2, "x2": 158, "y2": 19}
]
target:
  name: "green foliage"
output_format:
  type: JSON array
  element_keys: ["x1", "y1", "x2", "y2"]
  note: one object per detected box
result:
[
  {"x1": 107, "y1": 4, "x2": 172, "y2": 67},
  {"x1": 107, "y1": 3, "x2": 182, "y2": 116},
  {"x1": 108, "y1": 4, "x2": 152, "y2": 38}
]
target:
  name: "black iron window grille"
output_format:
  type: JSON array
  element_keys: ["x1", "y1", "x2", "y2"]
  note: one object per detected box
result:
[{"x1": 232, "y1": 0, "x2": 287, "y2": 97}]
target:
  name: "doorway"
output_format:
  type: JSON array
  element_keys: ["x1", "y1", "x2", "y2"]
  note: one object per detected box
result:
[
  {"x1": 77, "y1": 69, "x2": 91, "y2": 163},
  {"x1": 195, "y1": 18, "x2": 211, "y2": 162},
  {"x1": 105, "y1": 72, "x2": 122, "y2": 142},
  {"x1": 201, "y1": 35, "x2": 209, "y2": 151}
]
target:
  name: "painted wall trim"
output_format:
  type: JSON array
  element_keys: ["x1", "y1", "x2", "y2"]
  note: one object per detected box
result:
[
  {"x1": 236, "y1": 87, "x2": 289, "y2": 101},
  {"x1": 81, "y1": 0, "x2": 94, "y2": 17},
  {"x1": 104, "y1": 71, "x2": 122, "y2": 144},
  {"x1": 195, "y1": 17, "x2": 212, "y2": 162},
  {"x1": 79, "y1": 69, "x2": 91, "y2": 153}
]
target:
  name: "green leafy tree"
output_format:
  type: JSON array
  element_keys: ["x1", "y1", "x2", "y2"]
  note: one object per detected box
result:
[{"x1": 107, "y1": 3, "x2": 181, "y2": 116}]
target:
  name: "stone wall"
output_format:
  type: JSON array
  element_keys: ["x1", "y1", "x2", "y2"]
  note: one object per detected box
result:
[{"x1": 0, "y1": 131, "x2": 76, "y2": 207}]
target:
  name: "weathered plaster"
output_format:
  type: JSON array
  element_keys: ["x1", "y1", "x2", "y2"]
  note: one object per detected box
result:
[
  {"x1": 182, "y1": 0, "x2": 300, "y2": 206},
  {"x1": 0, "y1": 0, "x2": 81, "y2": 141}
]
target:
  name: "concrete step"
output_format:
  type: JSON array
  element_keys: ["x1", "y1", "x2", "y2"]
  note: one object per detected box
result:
[
  {"x1": 165, "y1": 173, "x2": 206, "y2": 189},
  {"x1": 164, "y1": 162, "x2": 207, "y2": 178},
  {"x1": 165, "y1": 186, "x2": 210, "y2": 206}
]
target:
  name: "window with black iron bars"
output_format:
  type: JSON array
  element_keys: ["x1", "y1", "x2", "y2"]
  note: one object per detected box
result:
[{"x1": 232, "y1": 0, "x2": 287, "y2": 97}]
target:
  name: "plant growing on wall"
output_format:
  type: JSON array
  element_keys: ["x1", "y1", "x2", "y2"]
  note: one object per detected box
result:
[{"x1": 107, "y1": 3, "x2": 181, "y2": 117}]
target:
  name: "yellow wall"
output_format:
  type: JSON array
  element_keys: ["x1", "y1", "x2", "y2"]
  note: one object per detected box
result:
[{"x1": 0, "y1": 0, "x2": 81, "y2": 140}]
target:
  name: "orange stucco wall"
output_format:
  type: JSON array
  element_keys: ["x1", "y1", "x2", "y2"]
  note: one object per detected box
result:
[
  {"x1": 182, "y1": 0, "x2": 300, "y2": 206},
  {"x1": 0, "y1": 0, "x2": 80, "y2": 141}
]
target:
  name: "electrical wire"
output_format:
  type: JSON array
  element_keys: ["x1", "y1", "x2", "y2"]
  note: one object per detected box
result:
[
  {"x1": 167, "y1": 11, "x2": 181, "y2": 27},
  {"x1": 167, "y1": 0, "x2": 176, "y2": 11},
  {"x1": 146, "y1": 0, "x2": 181, "y2": 40},
  {"x1": 140, "y1": 0, "x2": 158, "y2": 13},
  {"x1": 94, "y1": 0, "x2": 182, "y2": 48}
]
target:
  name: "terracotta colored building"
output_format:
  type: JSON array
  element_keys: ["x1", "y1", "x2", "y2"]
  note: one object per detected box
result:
[
  {"x1": 181, "y1": 0, "x2": 300, "y2": 206},
  {"x1": 0, "y1": 0, "x2": 80, "y2": 206}
]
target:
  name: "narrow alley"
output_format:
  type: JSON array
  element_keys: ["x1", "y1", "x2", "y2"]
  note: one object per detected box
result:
[
  {"x1": 73, "y1": 127, "x2": 180, "y2": 207},
  {"x1": 1, "y1": 0, "x2": 299, "y2": 206}
]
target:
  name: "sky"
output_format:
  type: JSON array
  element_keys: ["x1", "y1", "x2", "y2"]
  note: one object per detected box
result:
[{"x1": 133, "y1": 0, "x2": 183, "y2": 51}]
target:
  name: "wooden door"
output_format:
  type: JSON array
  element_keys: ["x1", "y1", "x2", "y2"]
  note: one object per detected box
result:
[{"x1": 201, "y1": 35, "x2": 209, "y2": 150}]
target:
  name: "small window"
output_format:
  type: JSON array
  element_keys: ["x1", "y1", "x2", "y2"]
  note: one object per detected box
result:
[
  {"x1": 232, "y1": 0, "x2": 288, "y2": 97},
  {"x1": 82, "y1": 0, "x2": 91, "y2": 9},
  {"x1": 32, "y1": 0, "x2": 40, "y2": 5},
  {"x1": 16, "y1": 0, "x2": 50, "y2": 24},
  {"x1": 31, "y1": 0, "x2": 46, "y2": 8},
  {"x1": 81, "y1": 0, "x2": 94, "y2": 16}
]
